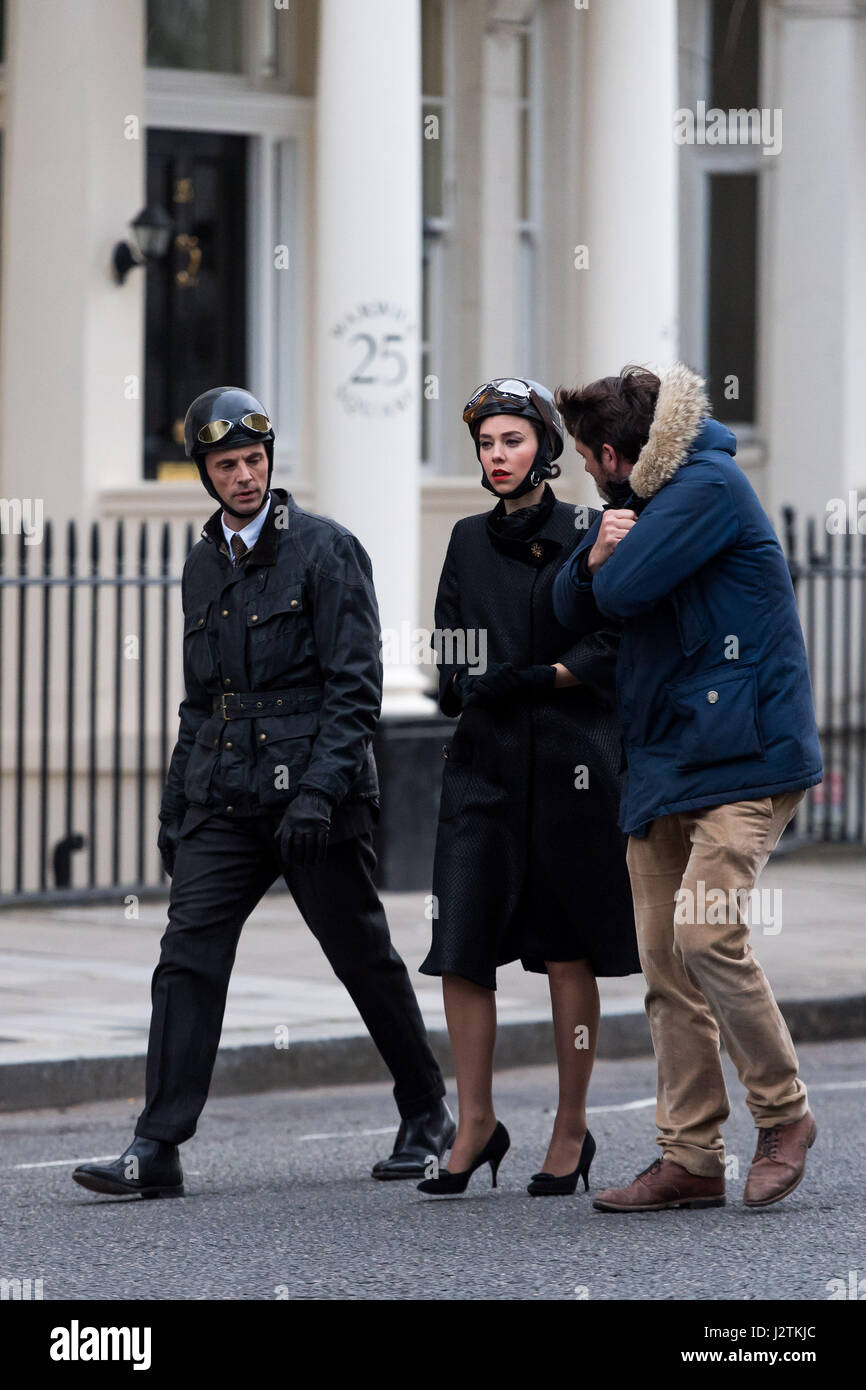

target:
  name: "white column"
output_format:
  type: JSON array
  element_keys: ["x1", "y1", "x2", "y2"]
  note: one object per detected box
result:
[
  {"x1": 578, "y1": 0, "x2": 678, "y2": 376},
  {"x1": 0, "y1": 0, "x2": 146, "y2": 520},
  {"x1": 477, "y1": 5, "x2": 526, "y2": 377},
  {"x1": 764, "y1": 0, "x2": 866, "y2": 521},
  {"x1": 314, "y1": 0, "x2": 429, "y2": 715}
]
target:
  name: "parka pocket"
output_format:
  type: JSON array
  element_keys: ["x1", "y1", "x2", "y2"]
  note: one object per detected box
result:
[
  {"x1": 667, "y1": 662, "x2": 765, "y2": 771},
  {"x1": 183, "y1": 604, "x2": 216, "y2": 686},
  {"x1": 668, "y1": 578, "x2": 710, "y2": 657}
]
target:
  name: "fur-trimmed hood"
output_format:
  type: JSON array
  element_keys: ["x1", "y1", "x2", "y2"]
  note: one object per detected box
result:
[{"x1": 629, "y1": 363, "x2": 712, "y2": 500}]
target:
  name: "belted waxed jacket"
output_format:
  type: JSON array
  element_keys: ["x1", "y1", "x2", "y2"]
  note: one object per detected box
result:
[{"x1": 160, "y1": 488, "x2": 381, "y2": 823}]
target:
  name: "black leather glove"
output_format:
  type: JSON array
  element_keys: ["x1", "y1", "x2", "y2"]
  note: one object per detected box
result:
[
  {"x1": 157, "y1": 816, "x2": 183, "y2": 878},
  {"x1": 513, "y1": 664, "x2": 558, "y2": 701},
  {"x1": 456, "y1": 661, "x2": 524, "y2": 709},
  {"x1": 450, "y1": 668, "x2": 475, "y2": 709},
  {"x1": 274, "y1": 789, "x2": 334, "y2": 866}
]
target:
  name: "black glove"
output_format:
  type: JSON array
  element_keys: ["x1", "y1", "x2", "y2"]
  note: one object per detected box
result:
[
  {"x1": 274, "y1": 789, "x2": 334, "y2": 866},
  {"x1": 513, "y1": 664, "x2": 558, "y2": 701},
  {"x1": 157, "y1": 816, "x2": 183, "y2": 878},
  {"x1": 450, "y1": 668, "x2": 475, "y2": 710},
  {"x1": 455, "y1": 661, "x2": 524, "y2": 709}
]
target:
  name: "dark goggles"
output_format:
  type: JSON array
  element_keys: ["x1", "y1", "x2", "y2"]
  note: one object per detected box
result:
[
  {"x1": 462, "y1": 378, "x2": 556, "y2": 438},
  {"x1": 196, "y1": 412, "x2": 271, "y2": 446}
]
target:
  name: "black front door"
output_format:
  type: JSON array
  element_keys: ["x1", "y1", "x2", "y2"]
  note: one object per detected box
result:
[{"x1": 144, "y1": 130, "x2": 247, "y2": 480}]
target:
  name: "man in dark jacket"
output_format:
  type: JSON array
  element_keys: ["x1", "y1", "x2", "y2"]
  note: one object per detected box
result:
[
  {"x1": 72, "y1": 387, "x2": 453, "y2": 1198},
  {"x1": 552, "y1": 364, "x2": 823, "y2": 1212}
]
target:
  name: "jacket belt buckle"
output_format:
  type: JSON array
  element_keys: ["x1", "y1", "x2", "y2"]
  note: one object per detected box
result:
[{"x1": 219, "y1": 693, "x2": 232, "y2": 721}]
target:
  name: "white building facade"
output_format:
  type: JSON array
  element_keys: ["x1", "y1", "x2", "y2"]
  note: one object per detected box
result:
[
  {"x1": 0, "y1": 0, "x2": 863, "y2": 894},
  {"x1": 1, "y1": 0, "x2": 862, "y2": 670}
]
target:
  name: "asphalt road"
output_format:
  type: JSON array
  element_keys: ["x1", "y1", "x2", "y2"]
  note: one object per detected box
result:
[{"x1": 1, "y1": 1039, "x2": 864, "y2": 1301}]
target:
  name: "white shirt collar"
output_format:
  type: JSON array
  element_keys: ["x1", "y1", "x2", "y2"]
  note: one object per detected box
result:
[{"x1": 221, "y1": 492, "x2": 272, "y2": 563}]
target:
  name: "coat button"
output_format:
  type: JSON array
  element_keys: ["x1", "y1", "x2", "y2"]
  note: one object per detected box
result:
[
  {"x1": 225, "y1": 741, "x2": 232, "y2": 749},
  {"x1": 226, "y1": 805, "x2": 233, "y2": 813},
  {"x1": 259, "y1": 733, "x2": 267, "y2": 742},
  {"x1": 197, "y1": 617, "x2": 204, "y2": 626},
  {"x1": 221, "y1": 609, "x2": 229, "y2": 617},
  {"x1": 290, "y1": 599, "x2": 299, "y2": 608},
  {"x1": 224, "y1": 678, "x2": 232, "y2": 687},
  {"x1": 707, "y1": 690, "x2": 719, "y2": 704},
  {"x1": 256, "y1": 700, "x2": 263, "y2": 707},
  {"x1": 251, "y1": 614, "x2": 258, "y2": 622}
]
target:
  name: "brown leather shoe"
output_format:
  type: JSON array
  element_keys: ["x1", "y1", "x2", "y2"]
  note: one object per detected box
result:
[
  {"x1": 592, "y1": 1157, "x2": 725, "y2": 1212},
  {"x1": 743, "y1": 1110, "x2": 817, "y2": 1208}
]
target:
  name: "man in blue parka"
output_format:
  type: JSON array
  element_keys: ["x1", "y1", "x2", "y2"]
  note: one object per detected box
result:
[{"x1": 552, "y1": 363, "x2": 823, "y2": 1213}]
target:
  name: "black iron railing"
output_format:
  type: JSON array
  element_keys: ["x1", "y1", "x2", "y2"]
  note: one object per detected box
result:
[
  {"x1": 0, "y1": 519, "x2": 194, "y2": 904},
  {"x1": 0, "y1": 508, "x2": 863, "y2": 905},
  {"x1": 782, "y1": 508, "x2": 866, "y2": 844}
]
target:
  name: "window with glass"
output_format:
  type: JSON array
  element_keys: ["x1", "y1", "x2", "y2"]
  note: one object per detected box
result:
[
  {"x1": 146, "y1": 0, "x2": 315, "y2": 93},
  {"x1": 678, "y1": 0, "x2": 762, "y2": 427},
  {"x1": 146, "y1": 0, "x2": 243, "y2": 73}
]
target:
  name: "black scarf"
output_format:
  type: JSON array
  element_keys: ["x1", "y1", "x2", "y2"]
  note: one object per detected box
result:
[{"x1": 485, "y1": 483, "x2": 561, "y2": 565}]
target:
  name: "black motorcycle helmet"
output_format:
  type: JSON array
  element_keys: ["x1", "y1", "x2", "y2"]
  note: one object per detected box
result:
[
  {"x1": 183, "y1": 386, "x2": 275, "y2": 518},
  {"x1": 462, "y1": 378, "x2": 564, "y2": 497}
]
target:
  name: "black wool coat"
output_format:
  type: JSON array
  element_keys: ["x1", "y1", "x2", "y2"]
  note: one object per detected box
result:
[{"x1": 419, "y1": 483, "x2": 640, "y2": 989}]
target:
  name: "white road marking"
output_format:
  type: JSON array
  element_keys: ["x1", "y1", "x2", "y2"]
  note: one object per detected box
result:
[
  {"x1": 588, "y1": 1097, "x2": 656, "y2": 1113},
  {"x1": 806, "y1": 1079, "x2": 866, "y2": 1091},
  {"x1": 298, "y1": 1125, "x2": 398, "y2": 1142},
  {"x1": 13, "y1": 1155, "x2": 115, "y2": 1169},
  {"x1": 294, "y1": 1080, "x2": 866, "y2": 1140},
  {"x1": 8, "y1": 1080, "x2": 865, "y2": 1164}
]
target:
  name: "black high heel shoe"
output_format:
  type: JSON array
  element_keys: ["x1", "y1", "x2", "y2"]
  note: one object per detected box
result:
[
  {"x1": 527, "y1": 1130, "x2": 596, "y2": 1196},
  {"x1": 417, "y1": 1121, "x2": 510, "y2": 1195}
]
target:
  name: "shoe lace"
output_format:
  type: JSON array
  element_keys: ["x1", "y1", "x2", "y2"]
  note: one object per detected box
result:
[
  {"x1": 757, "y1": 1126, "x2": 782, "y2": 1160},
  {"x1": 637, "y1": 1158, "x2": 664, "y2": 1180}
]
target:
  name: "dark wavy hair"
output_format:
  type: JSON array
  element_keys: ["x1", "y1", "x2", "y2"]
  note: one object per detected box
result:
[{"x1": 555, "y1": 365, "x2": 660, "y2": 465}]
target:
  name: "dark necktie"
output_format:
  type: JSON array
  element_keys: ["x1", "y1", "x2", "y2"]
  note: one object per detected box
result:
[{"x1": 230, "y1": 533, "x2": 248, "y2": 565}]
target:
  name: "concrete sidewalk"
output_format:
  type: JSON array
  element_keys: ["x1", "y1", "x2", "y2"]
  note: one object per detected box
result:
[{"x1": 1, "y1": 845, "x2": 864, "y2": 1112}]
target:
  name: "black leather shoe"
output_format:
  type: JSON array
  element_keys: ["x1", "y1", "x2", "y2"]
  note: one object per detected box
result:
[
  {"x1": 72, "y1": 1137, "x2": 184, "y2": 1199},
  {"x1": 371, "y1": 1099, "x2": 456, "y2": 1180}
]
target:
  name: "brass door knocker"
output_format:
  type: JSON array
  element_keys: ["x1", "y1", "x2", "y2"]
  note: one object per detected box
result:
[{"x1": 174, "y1": 233, "x2": 201, "y2": 288}]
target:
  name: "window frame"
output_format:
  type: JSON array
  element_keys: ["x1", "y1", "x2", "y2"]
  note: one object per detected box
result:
[
  {"x1": 516, "y1": 4, "x2": 544, "y2": 381},
  {"x1": 677, "y1": 0, "x2": 768, "y2": 444},
  {"x1": 145, "y1": 5, "x2": 314, "y2": 484},
  {"x1": 420, "y1": 0, "x2": 457, "y2": 473}
]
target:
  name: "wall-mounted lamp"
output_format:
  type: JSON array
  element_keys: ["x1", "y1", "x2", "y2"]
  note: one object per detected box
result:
[{"x1": 112, "y1": 204, "x2": 174, "y2": 285}]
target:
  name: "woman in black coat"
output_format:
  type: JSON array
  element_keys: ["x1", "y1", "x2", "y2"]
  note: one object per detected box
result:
[{"x1": 417, "y1": 379, "x2": 640, "y2": 1197}]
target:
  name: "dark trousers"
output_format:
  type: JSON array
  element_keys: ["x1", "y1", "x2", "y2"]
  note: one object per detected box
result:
[{"x1": 135, "y1": 813, "x2": 445, "y2": 1144}]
